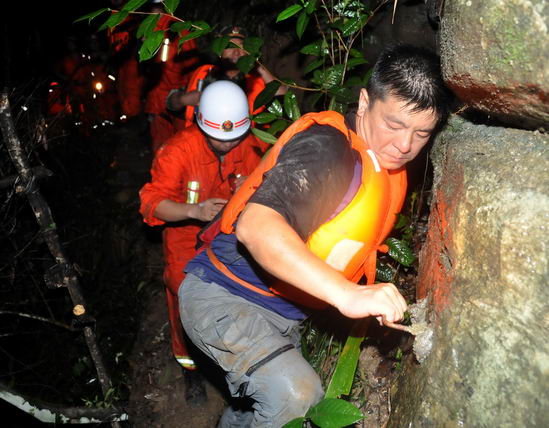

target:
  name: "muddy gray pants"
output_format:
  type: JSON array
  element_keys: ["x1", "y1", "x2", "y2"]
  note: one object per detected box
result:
[{"x1": 179, "y1": 273, "x2": 324, "y2": 428}]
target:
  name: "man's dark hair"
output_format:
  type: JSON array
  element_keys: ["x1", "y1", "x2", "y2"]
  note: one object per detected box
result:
[{"x1": 366, "y1": 44, "x2": 453, "y2": 125}]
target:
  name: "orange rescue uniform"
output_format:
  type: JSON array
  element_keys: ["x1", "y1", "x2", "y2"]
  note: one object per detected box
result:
[
  {"x1": 145, "y1": 16, "x2": 198, "y2": 151},
  {"x1": 139, "y1": 124, "x2": 267, "y2": 367}
]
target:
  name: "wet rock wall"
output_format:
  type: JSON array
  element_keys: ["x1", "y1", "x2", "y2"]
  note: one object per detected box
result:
[{"x1": 389, "y1": 0, "x2": 549, "y2": 426}]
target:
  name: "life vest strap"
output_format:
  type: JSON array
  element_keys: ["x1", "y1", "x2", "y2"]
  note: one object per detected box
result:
[{"x1": 206, "y1": 246, "x2": 277, "y2": 298}]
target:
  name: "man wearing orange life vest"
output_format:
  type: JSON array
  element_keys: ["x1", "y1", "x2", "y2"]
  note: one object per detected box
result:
[
  {"x1": 165, "y1": 26, "x2": 286, "y2": 132},
  {"x1": 178, "y1": 44, "x2": 453, "y2": 426},
  {"x1": 139, "y1": 81, "x2": 268, "y2": 401}
]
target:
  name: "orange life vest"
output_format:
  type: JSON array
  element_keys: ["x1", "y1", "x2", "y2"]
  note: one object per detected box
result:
[{"x1": 216, "y1": 111, "x2": 407, "y2": 308}]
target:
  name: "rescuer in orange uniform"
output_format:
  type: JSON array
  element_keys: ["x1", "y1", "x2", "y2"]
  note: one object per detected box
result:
[
  {"x1": 178, "y1": 44, "x2": 454, "y2": 426},
  {"x1": 139, "y1": 81, "x2": 268, "y2": 400},
  {"x1": 165, "y1": 26, "x2": 286, "y2": 131},
  {"x1": 144, "y1": 12, "x2": 199, "y2": 151},
  {"x1": 108, "y1": 13, "x2": 144, "y2": 120}
]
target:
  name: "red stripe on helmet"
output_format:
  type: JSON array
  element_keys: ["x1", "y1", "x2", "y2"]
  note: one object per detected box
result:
[{"x1": 204, "y1": 119, "x2": 220, "y2": 127}]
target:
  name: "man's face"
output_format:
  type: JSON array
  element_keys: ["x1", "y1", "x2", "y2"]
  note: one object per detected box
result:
[
  {"x1": 221, "y1": 37, "x2": 246, "y2": 64},
  {"x1": 356, "y1": 89, "x2": 438, "y2": 170},
  {"x1": 206, "y1": 135, "x2": 243, "y2": 154}
]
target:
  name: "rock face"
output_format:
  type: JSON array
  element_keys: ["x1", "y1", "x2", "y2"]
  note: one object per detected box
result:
[
  {"x1": 439, "y1": 0, "x2": 549, "y2": 130},
  {"x1": 389, "y1": 117, "x2": 549, "y2": 427}
]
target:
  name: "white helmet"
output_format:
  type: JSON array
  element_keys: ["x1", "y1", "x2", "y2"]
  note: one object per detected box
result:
[{"x1": 196, "y1": 80, "x2": 251, "y2": 141}]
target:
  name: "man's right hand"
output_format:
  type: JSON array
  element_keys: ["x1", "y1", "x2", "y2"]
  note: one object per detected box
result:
[
  {"x1": 334, "y1": 282, "x2": 407, "y2": 323},
  {"x1": 192, "y1": 198, "x2": 227, "y2": 222}
]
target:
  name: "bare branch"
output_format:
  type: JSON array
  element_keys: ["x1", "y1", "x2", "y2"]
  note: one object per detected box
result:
[
  {"x1": 0, "y1": 90, "x2": 121, "y2": 428},
  {"x1": 0, "y1": 310, "x2": 75, "y2": 331}
]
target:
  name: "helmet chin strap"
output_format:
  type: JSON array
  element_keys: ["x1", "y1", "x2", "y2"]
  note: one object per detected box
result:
[{"x1": 205, "y1": 136, "x2": 227, "y2": 159}]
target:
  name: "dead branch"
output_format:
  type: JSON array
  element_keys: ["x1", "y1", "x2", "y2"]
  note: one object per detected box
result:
[
  {"x1": 0, "y1": 90, "x2": 121, "y2": 428},
  {"x1": 0, "y1": 165, "x2": 52, "y2": 190},
  {"x1": 0, "y1": 381, "x2": 128, "y2": 424},
  {"x1": 0, "y1": 310, "x2": 75, "y2": 331}
]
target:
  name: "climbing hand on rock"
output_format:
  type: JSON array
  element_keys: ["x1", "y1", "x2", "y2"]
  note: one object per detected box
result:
[{"x1": 336, "y1": 281, "x2": 407, "y2": 322}]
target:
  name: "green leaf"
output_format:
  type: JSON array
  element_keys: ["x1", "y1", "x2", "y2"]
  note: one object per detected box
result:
[
  {"x1": 329, "y1": 87, "x2": 356, "y2": 104},
  {"x1": 190, "y1": 20, "x2": 211, "y2": 32},
  {"x1": 282, "y1": 417, "x2": 306, "y2": 428},
  {"x1": 340, "y1": 14, "x2": 368, "y2": 37},
  {"x1": 349, "y1": 48, "x2": 364, "y2": 58},
  {"x1": 322, "y1": 65, "x2": 345, "y2": 89},
  {"x1": 376, "y1": 262, "x2": 394, "y2": 282},
  {"x1": 267, "y1": 99, "x2": 283, "y2": 117},
  {"x1": 170, "y1": 21, "x2": 192, "y2": 33},
  {"x1": 276, "y1": 4, "x2": 303, "y2": 22},
  {"x1": 299, "y1": 40, "x2": 322, "y2": 56},
  {"x1": 211, "y1": 36, "x2": 230, "y2": 57},
  {"x1": 243, "y1": 37, "x2": 263, "y2": 55},
  {"x1": 296, "y1": 11, "x2": 310, "y2": 39},
  {"x1": 306, "y1": 398, "x2": 363, "y2": 428},
  {"x1": 303, "y1": 58, "x2": 324, "y2": 75},
  {"x1": 252, "y1": 112, "x2": 277, "y2": 124},
  {"x1": 394, "y1": 213, "x2": 409, "y2": 230},
  {"x1": 324, "y1": 323, "x2": 365, "y2": 398},
  {"x1": 305, "y1": 0, "x2": 317, "y2": 14},
  {"x1": 253, "y1": 81, "x2": 281, "y2": 111},
  {"x1": 177, "y1": 23, "x2": 212, "y2": 47},
  {"x1": 306, "y1": 91, "x2": 324, "y2": 110},
  {"x1": 139, "y1": 30, "x2": 165, "y2": 62},
  {"x1": 343, "y1": 76, "x2": 363, "y2": 87},
  {"x1": 283, "y1": 90, "x2": 301, "y2": 121},
  {"x1": 252, "y1": 128, "x2": 278, "y2": 145},
  {"x1": 137, "y1": 14, "x2": 160, "y2": 39},
  {"x1": 267, "y1": 119, "x2": 288, "y2": 136},
  {"x1": 164, "y1": 0, "x2": 180, "y2": 15},
  {"x1": 99, "y1": 10, "x2": 129, "y2": 31},
  {"x1": 74, "y1": 8, "x2": 110, "y2": 24},
  {"x1": 236, "y1": 55, "x2": 256, "y2": 75},
  {"x1": 346, "y1": 57, "x2": 368, "y2": 70},
  {"x1": 122, "y1": 0, "x2": 148, "y2": 12},
  {"x1": 386, "y1": 237, "x2": 416, "y2": 267}
]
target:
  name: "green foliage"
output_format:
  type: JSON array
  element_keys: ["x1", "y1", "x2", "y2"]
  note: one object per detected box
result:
[
  {"x1": 324, "y1": 332, "x2": 364, "y2": 399},
  {"x1": 136, "y1": 14, "x2": 160, "y2": 39},
  {"x1": 139, "y1": 30, "x2": 165, "y2": 62},
  {"x1": 74, "y1": 8, "x2": 110, "y2": 24},
  {"x1": 386, "y1": 237, "x2": 416, "y2": 267},
  {"x1": 283, "y1": 90, "x2": 301, "y2": 121},
  {"x1": 283, "y1": 398, "x2": 363, "y2": 428},
  {"x1": 376, "y1": 261, "x2": 394, "y2": 282},
  {"x1": 236, "y1": 55, "x2": 256, "y2": 74},
  {"x1": 211, "y1": 35, "x2": 230, "y2": 56},
  {"x1": 307, "y1": 398, "x2": 363, "y2": 428},
  {"x1": 98, "y1": 11, "x2": 129, "y2": 31},
  {"x1": 276, "y1": 4, "x2": 304, "y2": 22},
  {"x1": 253, "y1": 81, "x2": 282, "y2": 111},
  {"x1": 243, "y1": 37, "x2": 263, "y2": 55},
  {"x1": 251, "y1": 128, "x2": 278, "y2": 145},
  {"x1": 163, "y1": 0, "x2": 181, "y2": 15}
]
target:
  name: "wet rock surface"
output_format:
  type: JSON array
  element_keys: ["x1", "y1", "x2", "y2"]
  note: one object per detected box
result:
[
  {"x1": 440, "y1": 0, "x2": 549, "y2": 129},
  {"x1": 390, "y1": 117, "x2": 549, "y2": 427}
]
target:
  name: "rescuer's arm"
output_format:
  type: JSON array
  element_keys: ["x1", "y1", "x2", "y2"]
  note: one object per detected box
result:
[
  {"x1": 256, "y1": 65, "x2": 287, "y2": 96},
  {"x1": 166, "y1": 89, "x2": 201, "y2": 112},
  {"x1": 154, "y1": 198, "x2": 227, "y2": 222},
  {"x1": 236, "y1": 202, "x2": 407, "y2": 321}
]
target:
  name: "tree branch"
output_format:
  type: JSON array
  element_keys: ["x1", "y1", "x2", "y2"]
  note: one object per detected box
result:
[
  {"x1": 0, "y1": 310, "x2": 75, "y2": 331},
  {"x1": 0, "y1": 381, "x2": 128, "y2": 424},
  {"x1": 0, "y1": 90, "x2": 121, "y2": 428}
]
